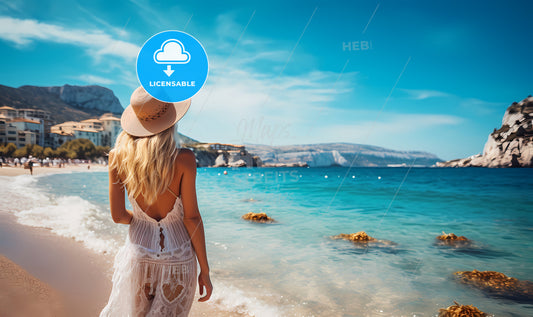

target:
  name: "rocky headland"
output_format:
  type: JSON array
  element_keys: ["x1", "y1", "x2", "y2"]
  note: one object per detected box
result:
[
  {"x1": 246, "y1": 143, "x2": 441, "y2": 167},
  {"x1": 437, "y1": 96, "x2": 533, "y2": 168},
  {"x1": 183, "y1": 142, "x2": 262, "y2": 168}
]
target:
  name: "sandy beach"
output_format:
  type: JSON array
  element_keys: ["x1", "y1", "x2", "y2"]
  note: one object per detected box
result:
[
  {"x1": 0, "y1": 168, "x2": 235, "y2": 317},
  {"x1": 0, "y1": 211, "x2": 112, "y2": 317},
  {"x1": 0, "y1": 254, "x2": 65, "y2": 317},
  {"x1": 0, "y1": 163, "x2": 108, "y2": 177}
]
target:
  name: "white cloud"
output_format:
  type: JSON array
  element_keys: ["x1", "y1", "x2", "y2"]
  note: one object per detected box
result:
[
  {"x1": 399, "y1": 89, "x2": 504, "y2": 115},
  {"x1": 399, "y1": 88, "x2": 451, "y2": 100},
  {"x1": 128, "y1": 0, "x2": 193, "y2": 30},
  {"x1": 311, "y1": 112, "x2": 464, "y2": 151},
  {"x1": 0, "y1": 16, "x2": 139, "y2": 60},
  {"x1": 74, "y1": 74, "x2": 114, "y2": 85},
  {"x1": 333, "y1": 113, "x2": 463, "y2": 135},
  {"x1": 179, "y1": 64, "x2": 357, "y2": 145},
  {"x1": 173, "y1": 12, "x2": 358, "y2": 145},
  {"x1": 458, "y1": 97, "x2": 505, "y2": 115}
]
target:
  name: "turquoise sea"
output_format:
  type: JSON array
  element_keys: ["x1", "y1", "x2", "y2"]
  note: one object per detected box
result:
[{"x1": 1, "y1": 167, "x2": 532, "y2": 316}]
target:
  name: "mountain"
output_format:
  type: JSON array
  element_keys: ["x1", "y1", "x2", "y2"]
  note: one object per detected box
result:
[
  {"x1": 0, "y1": 84, "x2": 123, "y2": 123},
  {"x1": 45, "y1": 84, "x2": 123, "y2": 114},
  {"x1": 436, "y1": 96, "x2": 533, "y2": 168},
  {"x1": 245, "y1": 143, "x2": 442, "y2": 167},
  {"x1": 175, "y1": 133, "x2": 198, "y2": 145}
]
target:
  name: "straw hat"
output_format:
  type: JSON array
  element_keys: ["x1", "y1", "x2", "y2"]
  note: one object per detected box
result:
[{"x1": 121, "y1": 86, "x2": 191, "y2": 137}]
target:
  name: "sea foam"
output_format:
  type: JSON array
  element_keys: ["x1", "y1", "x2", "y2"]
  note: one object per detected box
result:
[{"x1": 0, "y1": 174, "x2": 122, "y2": 254}]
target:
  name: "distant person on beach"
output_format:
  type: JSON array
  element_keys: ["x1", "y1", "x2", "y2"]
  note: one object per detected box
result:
[
  {"x1": 100, "y1": 87, "x2": 212, "y2": 317},
  {"x1": 25, "y1": 156, "x2": 34, "y2": 175}
]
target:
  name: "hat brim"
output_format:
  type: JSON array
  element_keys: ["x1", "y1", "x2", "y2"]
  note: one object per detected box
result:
[{"x1": 121, "y1": 99, "x2": 191, "y2": 137}]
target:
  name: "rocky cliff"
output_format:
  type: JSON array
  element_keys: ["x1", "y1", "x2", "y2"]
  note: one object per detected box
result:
[
  {"x1": 436, "y1": 96, "x2": 533, "y2": 168},
  {"x1": 0, "y1": 84, "x2": 123, "y2": 124},
  {"x1": 46, "y1": 84, "x2": 123, "y2": 114},
  {"x1": 184, "y1": 143, "x2": 262, "y2": 168},
  {"x1": 245, "y1": 143, "x2": 441, "y2": 167}
]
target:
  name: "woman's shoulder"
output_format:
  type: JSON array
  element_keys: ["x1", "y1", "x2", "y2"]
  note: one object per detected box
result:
[{"x1": 176, "y1": 148, "x2": 196, "y2": 170}]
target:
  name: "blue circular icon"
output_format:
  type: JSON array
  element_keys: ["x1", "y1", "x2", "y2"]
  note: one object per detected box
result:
[{"x1": 136, "y1": 30, "x2": 209, "y2": 103}]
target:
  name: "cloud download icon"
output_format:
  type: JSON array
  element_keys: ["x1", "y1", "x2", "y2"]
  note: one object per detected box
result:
[
  {"x1": 137, "y1": 30, "x2": 209, "y2": 103},
  {"x1": 154, "y1": 40, "x2": 191, "y2": 64}
]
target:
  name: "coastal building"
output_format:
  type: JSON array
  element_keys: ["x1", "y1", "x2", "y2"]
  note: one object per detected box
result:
[
  {"x1": 16, "y1": 108, "x2": 53, "y2": 147},
  {"x1": 0, "y1": 114, "x2": 42, "y2": 148},
  {"x1": 0, "y1": 106, "x2": 17, "y2": 118},
  {"x1": 0, "y1": 106, "x2": 49, "y2": 147},
  {"x1": 0, "y1": 115, "x2": 14, "y2": 144},
  {"x1": 50, "y1": 114, "x2": 122, "y2": 148},
  {"x1": 16, "y1": 130, "x2": 37, "y2": 148},
  {"x1": 80, "y1": 118, "x2": 103, "y2": 131},
  {"x1": 99, "y1": 114, "x2": 122, "y2": 147},
  {"x1": 50, "y1": 130, "x2": 75, "y2": 148},
  {"x1": 15, "y1": 108, "x2": 51, "y2": 123},
  {"x1": 0, "y1": 118, "x2": 36, "y2": 148},
  {"x1": 207, "y1": 143, "x2": 245, "y2": 151},
  {"x1": 1, "y1": 105, "x2": 121, "y2": 149},
  {"x1": 9, "y1": 118, "x2": 44, "y2": 146},
  {"x1": 73, "y1": 128, "x2": 101, "y2": 146},
  {"x1": 51, "y1": 121, "x2": 81, "y2": 134}
]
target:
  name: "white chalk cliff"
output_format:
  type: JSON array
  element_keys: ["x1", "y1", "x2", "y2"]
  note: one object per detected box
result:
[
  {"x1": 245, "y1": 143, "x2": 441, "y2": 167},
  {"x1": 436, "y1": 96, "x2": 533, "y2": 168}
]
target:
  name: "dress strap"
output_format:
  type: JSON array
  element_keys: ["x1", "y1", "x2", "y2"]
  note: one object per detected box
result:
[
  {"x1": 167, "y1": 187, "x2": 178, "y2": 198},
  {"x1": 166, "y1": 150, "x2": 181, "y2": 198}
]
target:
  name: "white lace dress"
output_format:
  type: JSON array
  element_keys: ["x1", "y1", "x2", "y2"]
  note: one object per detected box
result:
[{"x1": 100, "y1": 188, "x2": 197, "y2": 317}]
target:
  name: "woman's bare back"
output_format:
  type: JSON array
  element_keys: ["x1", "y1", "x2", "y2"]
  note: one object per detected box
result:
[{"x1": 127, "y1": 151, "x2": 185, "y2": 221}]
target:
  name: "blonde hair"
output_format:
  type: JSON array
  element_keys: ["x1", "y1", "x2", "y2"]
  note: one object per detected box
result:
[{"x1": 109, "y1": 126, "x2": 178, "y2": 205}]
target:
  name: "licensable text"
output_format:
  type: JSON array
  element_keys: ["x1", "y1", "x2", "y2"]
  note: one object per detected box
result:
[{"x1": 148, "y1": 81, "x2": 196, "y2": 87}]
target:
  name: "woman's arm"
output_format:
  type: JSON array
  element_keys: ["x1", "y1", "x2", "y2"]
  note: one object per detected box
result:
[
  {"x1": 179, "y1": 149, "x2": 212, "y2": 302},
  {"x1": 108, "y1": 151, "x2": 133, "y2": 224}
]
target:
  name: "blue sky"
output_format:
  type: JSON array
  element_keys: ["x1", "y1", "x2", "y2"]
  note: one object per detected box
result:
[{"x1": 0, "y1": 0, "x2": 531, "y2": 160}]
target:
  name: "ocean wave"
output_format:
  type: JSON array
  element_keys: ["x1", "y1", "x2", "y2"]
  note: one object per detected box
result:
[
  {"x1": 0, "y1": 175, "x2": 122, "y2": 254},
  {"x1": 15, "y1": 195, "x2": 120, "y2": 254},
  {"x1": 209, "y1": 281, "x2": 283, "y2": 317}
]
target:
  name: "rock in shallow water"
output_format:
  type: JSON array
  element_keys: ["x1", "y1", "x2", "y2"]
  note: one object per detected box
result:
[
  {"x1": 330, "y1": 231, "x2": 398, "y2": 248},
  {"x1": 438, "y1": 301, "x2": 487, "y2": 317},
  {"x1": 331, "y1": 231, "x2": 376, "y2": 242},
  {"x1": 437, "y1": 232, "x2": 469, "y2": 241},
  {"x1": 242, "y1": 212, "x2": 275, "y2": 223},
  {"x1": 436, "y1": 231, "x2": 472, "y2": 247},
  {"x1": 454, "y1": 270, "x2": 533, "y2": 302}
]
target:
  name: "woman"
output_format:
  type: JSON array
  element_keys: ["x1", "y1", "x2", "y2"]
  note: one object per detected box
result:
[{"x1": 100, "y1": 87, "x2": 212, "y2": 317}]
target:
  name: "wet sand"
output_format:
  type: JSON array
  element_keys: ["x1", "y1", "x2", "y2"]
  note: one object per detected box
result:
[
  {"x1": 0, "y1": 212, "x2": 112, "y2": 317},
  {"x1": 0, "y1": 254, "x2": 66, "y2": 317}
]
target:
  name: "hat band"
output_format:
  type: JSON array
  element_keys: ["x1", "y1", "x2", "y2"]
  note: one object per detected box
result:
[{"x1": 135, "y1": 103, "x2": 170, "y2": 122}]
